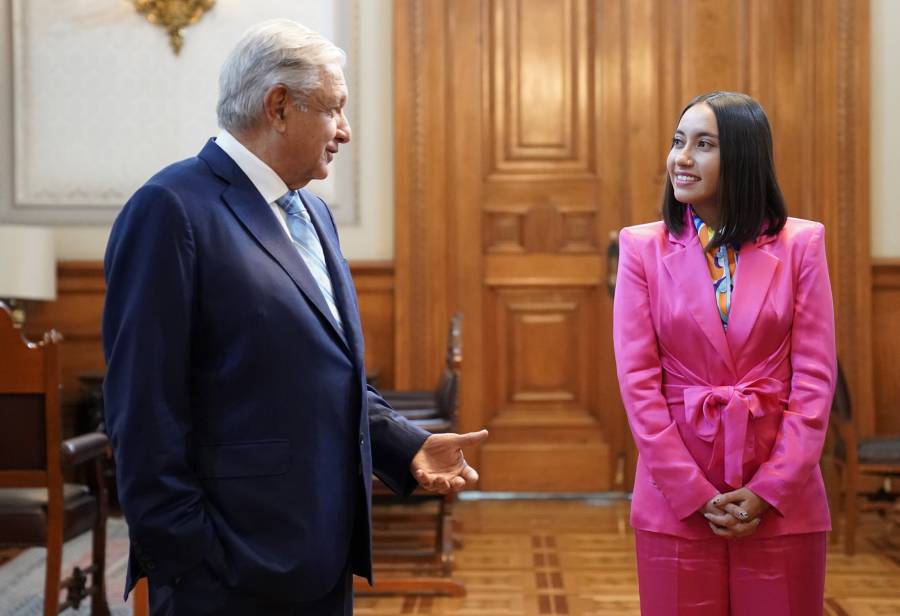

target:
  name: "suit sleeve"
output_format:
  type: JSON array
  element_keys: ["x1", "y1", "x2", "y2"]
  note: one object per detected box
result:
[
  {"x1": 747, "y1": 224, "x2": 836, "y2": 515},
  {"x1": 614, "y1": 228, "x2": 719, "y2": 519},
  {"x1": 312, "y1": 192, "x2": 431, "y2": 496},
  {"x1": 102, "y1": 184, "x2": 225, "y2": 587},
  {"x1": 367, "y1": 387, "x2": 430, "y2": 496}
]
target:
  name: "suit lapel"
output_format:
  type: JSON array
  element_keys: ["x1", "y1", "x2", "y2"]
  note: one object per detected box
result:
[
  {"x1": 298, "y1": 191, "x2": 365, "y2": 365},
  {"x1": 725, "y1": 236, "x2": 780, "y2": 358},
  {"x1": 662, "y1": 229, "x2": 738, "y2": 376},
  {"x1": 199, "y1": 141, "x2": 352, "y2": 356}
]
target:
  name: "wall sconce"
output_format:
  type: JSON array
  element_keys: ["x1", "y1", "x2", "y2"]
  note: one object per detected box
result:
[
  {"x1": 0, "y1": 225, "x2": 57, "y2": 328},
  {"x1": 132, "y1": 0, "x2": 216, "y2": 55}
]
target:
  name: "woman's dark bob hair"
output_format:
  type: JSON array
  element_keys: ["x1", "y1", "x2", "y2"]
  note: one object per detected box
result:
[{"x1": 662, "y1": 91, "x2": 787, "y2": 250}]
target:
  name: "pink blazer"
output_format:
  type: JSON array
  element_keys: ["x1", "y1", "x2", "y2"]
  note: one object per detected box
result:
[{"x1": 613, "y1": 214, "x2": 836, "y2": 539}]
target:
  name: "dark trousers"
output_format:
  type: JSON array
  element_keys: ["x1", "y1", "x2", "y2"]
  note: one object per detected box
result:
[{"x1": 149, "y1": 562, "x2": 354, "y2": 616}]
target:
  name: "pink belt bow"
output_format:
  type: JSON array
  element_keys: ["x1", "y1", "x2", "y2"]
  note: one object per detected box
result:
[{"x1": 683, "y1": 378, "x2": 784, "y2": 488}]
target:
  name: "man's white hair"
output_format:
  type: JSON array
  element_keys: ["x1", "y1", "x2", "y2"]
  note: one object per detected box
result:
[{"x1": 216, "y1": 19, "x2": 346, "y2": 133}]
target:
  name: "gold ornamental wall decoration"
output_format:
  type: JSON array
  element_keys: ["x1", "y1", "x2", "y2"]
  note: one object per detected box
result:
[{"x1": 132, "y1": 0, "x2": 215, "y2": 55}]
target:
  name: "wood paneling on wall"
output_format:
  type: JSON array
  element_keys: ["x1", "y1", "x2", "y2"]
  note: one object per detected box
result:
[
  {"x1": 394, "y1": 0, "x2": 873, "y2": 491},
  {"x1": 22, "y1": 260, "x2": 396, "y2": 427},
  {"x1": 15, "y1": 259, "x2": 899, "y2": 444},
  {"x1": 872, "y1": 259, "x2": 900, "y2": 435},
  {"x1": 351, "y1": 261, "x2": 396, "y2": 390}
]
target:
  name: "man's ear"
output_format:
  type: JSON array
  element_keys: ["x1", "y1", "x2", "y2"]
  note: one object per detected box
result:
[{"x1": 263, "y1": 84, "x2": 291, "y2": 131}]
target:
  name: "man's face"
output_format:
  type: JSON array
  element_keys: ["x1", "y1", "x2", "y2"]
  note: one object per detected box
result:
[{"x1": 283, "y1": 64, "x2": 351, "y2": 188}]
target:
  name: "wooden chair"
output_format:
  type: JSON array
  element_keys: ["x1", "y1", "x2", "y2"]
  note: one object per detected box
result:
[
  {"x1": 380, "y1": 313, "x2": 462, "y2": 429},
  {"x1": 828, "y1": 362, "x2": 900, "y2": 555},
  {"x1": 133, "y1": 578, "x2": 150, "y2": 616},
  {"x1": 356, "y1": 313, "x2": 465, "y2": 596},
  {"x1": 0, "y1": 303, "x2": 111, "y2": 615}
]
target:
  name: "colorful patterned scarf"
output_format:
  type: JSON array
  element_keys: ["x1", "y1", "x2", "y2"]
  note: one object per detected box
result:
[{"x1": 691, "y1": 208, "x2": 739, "y2": 329}]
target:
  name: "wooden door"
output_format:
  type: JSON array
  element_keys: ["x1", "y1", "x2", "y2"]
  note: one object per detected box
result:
[
  {"x1": 396, "y1": 0, "x2": 627, "y2": 491},
  {"x1": 473, "y1": 0, "x2": 625, "y2": 490},
  {"x1": 394, "y1": 0, "x2": 871, "y2": 492}
]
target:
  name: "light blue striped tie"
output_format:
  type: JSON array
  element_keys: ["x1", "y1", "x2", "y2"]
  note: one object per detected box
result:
[{"x1": 276, "y1": 190, "x2": 344, "y2": 333}]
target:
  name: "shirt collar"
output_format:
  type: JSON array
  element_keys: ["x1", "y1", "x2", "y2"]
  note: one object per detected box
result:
[{"x1": 215, "y1": 129, "x2": 289, "y2": 204}]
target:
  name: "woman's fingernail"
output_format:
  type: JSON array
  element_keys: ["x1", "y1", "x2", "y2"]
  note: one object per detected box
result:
[{"x1": 703, "y1": 513, "x2": 712, "y2": 519}]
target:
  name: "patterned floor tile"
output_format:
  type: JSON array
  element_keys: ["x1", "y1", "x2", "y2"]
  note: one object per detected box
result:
[{"x1": 358, "y1": 499, "x2": 900, "y2": 615}]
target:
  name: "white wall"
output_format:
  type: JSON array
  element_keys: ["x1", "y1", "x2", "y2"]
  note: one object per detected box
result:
[
  {"x1": 0, "y1": 0, "x2": 393, "y2": 261},
  {"x1": 871, "y1": 0, "x2": 900, "y2": 258},
  {"x1": 334, "y1": 0, "x2": 394, "y2": 260}
]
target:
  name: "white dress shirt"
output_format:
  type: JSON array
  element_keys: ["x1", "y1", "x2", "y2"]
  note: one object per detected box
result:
[{"x1": 214, "y1": 130, "x2": 294, "y2": 241}]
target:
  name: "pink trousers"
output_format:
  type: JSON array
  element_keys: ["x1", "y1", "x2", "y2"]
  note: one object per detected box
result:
[{"x1": 634, "y1": 530, "x2": 826, "y2": 616}]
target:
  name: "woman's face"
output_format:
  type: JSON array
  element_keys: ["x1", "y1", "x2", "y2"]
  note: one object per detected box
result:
[{"x1": 667, "y1": 102, "x2": 721, "y2": 219}]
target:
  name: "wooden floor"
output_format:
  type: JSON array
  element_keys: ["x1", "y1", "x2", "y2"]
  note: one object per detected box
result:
[{"x1": 356, "y1": 498, "x2": 900, "y2": 615}]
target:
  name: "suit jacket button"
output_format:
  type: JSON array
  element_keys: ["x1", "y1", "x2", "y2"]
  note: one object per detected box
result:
[{"x1": 359, "y1": 433, "x2": 365, "y2": 447}]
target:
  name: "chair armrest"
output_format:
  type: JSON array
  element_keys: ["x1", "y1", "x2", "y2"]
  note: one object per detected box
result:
[
  {"x1": 381, "y1": 389, "x2": 434, "y2": 401},
  {"x1": 410, "y1": 418, "x2": 453, "y2": 434},
  {"x1": 60, "y1": 432, "x2": 110, "y2": 467},
  {"x1": 394, "y1": 407, "x2": 443, "y2": 420},
  {"x1": 388, "y1": 398, "x2": 438, "y2": 410}
]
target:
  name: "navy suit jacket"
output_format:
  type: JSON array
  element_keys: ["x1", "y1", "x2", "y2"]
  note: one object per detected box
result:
[{"x1": 102, "y1": 139, "x2": 429, "y2": 603}]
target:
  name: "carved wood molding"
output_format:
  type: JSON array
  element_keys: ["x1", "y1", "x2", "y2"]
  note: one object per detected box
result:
[
  {"x1": 393, "y1": 0, "x2": 427, "y2": 389},
  {"x1": 484, "y1": 206, "x2": 598, "y2": 254},
  {"x1": 393, "y1": 0, "x2": 456, "y2": 390},
  {"x1": 833, "y1": 0, "x2": 874, "y2": 435}
]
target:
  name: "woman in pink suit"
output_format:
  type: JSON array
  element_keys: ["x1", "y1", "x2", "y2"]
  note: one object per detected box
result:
[{"x1": 613, "y1": 91, "x2": 835, "y2": 615}]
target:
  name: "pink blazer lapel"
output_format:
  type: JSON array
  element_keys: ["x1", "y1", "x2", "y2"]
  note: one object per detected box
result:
[
  {"x1": 661, "y1": 225, "x2": 738, "y2": 377},
  {"x1": 725, "y1": 234, "x2": 780, "y2": 358}
]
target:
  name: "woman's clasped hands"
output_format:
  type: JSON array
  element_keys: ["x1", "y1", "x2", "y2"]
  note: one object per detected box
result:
[{"x1": 699, "y1": 488, "x2": 772, "y2": 538}]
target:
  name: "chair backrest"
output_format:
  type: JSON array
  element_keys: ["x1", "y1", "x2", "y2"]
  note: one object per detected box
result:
[
  {"x1": 832, "y1": 361, "x2": 852, "y2": 424},
  {"x1": 436, "y1": 313, "x2": 463, "y2": 424},
  {"x1": 0, "y1": 302, "x2": 64, "y2": 489},
  {"x1": 827, "y1": 360, "x2": 857, "y2": 466},
  {"x1": 435, "y1": 368, "x2": 460, "y2": 423},
  {"x1": 444, "y1": 313, "x2": 463, "y2": 372}
]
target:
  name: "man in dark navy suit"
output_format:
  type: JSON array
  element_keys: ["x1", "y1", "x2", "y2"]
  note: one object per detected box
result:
[{"x1": 102, "y1": 19, "x2": 487, "y2": 615}]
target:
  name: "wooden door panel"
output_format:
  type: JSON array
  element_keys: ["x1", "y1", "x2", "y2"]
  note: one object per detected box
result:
[
  {"x1": 488, "y1": 0, "x2": 593, "y2": 174},
  {"x1": 484, "y1": 206, "x2": 600, "y2": 255},
  {"x1": 495, "y1": 289, "x2": 593, "y2": 410}
]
